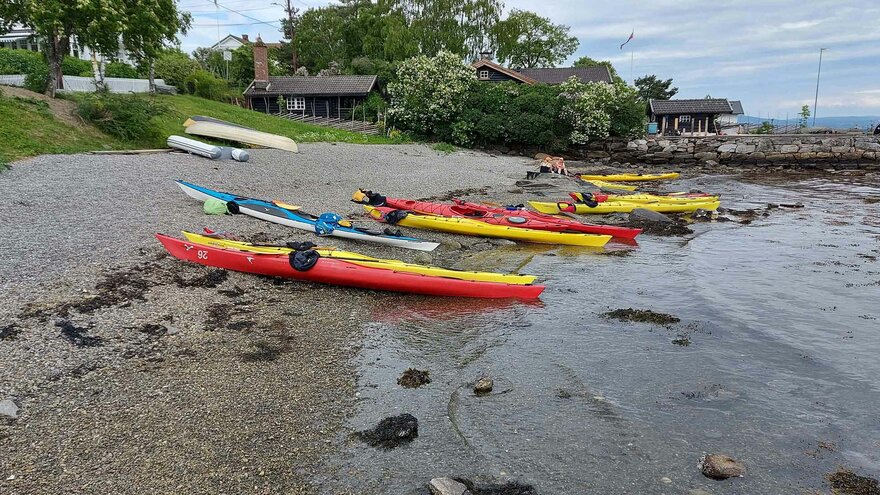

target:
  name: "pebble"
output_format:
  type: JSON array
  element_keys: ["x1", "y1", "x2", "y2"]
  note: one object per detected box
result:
[
  {"x1": 0, "y1": 398, "x2": 20, "y2": 419},
  {"x1": 660, "y1": 477, "x2": 672, "y2": 484},
  {"x1": 429, "y1": 477, "x2": 471, "y2": 495},
  {"x1": 474, "y1": 377, "x2": 494, "y2": 395}
]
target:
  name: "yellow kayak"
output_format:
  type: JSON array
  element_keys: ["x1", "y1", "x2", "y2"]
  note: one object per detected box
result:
[
  {"x1": 364, "y1": 206, "x2": 612, "y2": 247},
  {"x1": 181, "y1": 231, "x2": 536, "y2": 285},
  {"x1": 571, "y1": 192, "x2": 719, "y2": 204},
  {"x1": 528, "y1": 200, "x2": 721, "y2": 215},
  {"x1": 579, "y1": 172, "x2": 680, "y2": 182},
  {"x1": 583, "y1": 180, "x2": 638, "y2": 191}
]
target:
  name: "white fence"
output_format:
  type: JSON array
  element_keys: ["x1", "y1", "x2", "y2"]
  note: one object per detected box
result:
[{"x1": 0, "y1": 74, "x2": 166, "y2": 93}]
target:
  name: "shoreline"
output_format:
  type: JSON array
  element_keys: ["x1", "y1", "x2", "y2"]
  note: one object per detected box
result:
[{"x1": 0, "y1": 143, "x2": 530, "y2": 493}]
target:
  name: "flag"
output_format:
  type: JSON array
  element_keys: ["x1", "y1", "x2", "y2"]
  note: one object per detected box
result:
[{"x1": 620, "y1": 31, "x2": 634, "y2": 50}]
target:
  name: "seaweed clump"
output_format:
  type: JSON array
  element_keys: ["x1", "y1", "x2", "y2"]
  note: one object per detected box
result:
[
  {"x1": 603, "y1": 308, "x2": 680, "y2": 325},
  {"x1": 826, "y1": 468, "x2": 880, "y2": 495},
  {"x1": 355, "y1": 413, "x2": 418, "y2": 449},
  {"x1": 397, "y1": 368, "x2": 431, "y2": 388}
]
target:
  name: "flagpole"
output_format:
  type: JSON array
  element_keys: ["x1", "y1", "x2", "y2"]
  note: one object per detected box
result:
[{"x1": 630, "y1": 49, "x2": 634, "y2": 85}]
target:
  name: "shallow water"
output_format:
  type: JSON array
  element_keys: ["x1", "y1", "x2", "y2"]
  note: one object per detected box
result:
[{"x1": 327, "y1": 172, "x2": 880, "y2": 494}]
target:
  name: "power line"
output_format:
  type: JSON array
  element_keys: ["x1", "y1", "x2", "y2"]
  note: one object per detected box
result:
[
  {"x1": 193, "y1": 21, "x2": 281, "y2": 27},
  {"x1": 200, "y1": 0, "x2": 281, "y2": 28},
  {"x1": 187, "y1": 6, "x2": 279, "y2": 14}
]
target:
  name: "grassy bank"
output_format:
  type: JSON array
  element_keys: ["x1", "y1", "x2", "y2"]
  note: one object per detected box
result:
[
  {"x1": 0, "y1": 89, "x2": 118, "y2": 167},
  {"x1": 0, "y1": 87, "x2": 398, "y2": 167}
]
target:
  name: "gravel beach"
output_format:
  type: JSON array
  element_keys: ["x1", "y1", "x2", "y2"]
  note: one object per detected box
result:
[{"x1": 0, "y1": 144, "x2": 533, "y2": 494}]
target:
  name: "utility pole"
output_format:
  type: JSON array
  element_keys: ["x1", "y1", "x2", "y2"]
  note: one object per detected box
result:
[
  {"x1": 274, "y1": 0, "x2": 299, "y2": 72},
  {"x1": 812, "y1": 48, "x2": 826, "y2": 127}
]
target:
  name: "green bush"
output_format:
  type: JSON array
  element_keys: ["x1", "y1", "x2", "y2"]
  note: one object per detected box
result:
[
  {"x1": 105, "y1": 62, "x2": 139, "y2": 79},
  {"x1": 352, "y1": 91, "x2": 386, "y2": 121},
  {"x1": 153, "y1": 50, "x2": 200, "y2": 92},
  {"x1": 75, "y1": 93, "x2": 167, "y2": 141},
  {"x1": 184, "y1": 70, "x2": 230, "y2": 101},
  {"x1": 62, "y1": 57, "x2": 93, "y2": 76},
  {"x1": 0, "y1": 48, "x2": 49, "y2": 93}
]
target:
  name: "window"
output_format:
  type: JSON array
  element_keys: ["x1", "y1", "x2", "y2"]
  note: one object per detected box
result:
[
  {"x1": 287, "y1": 97, "x2": 305, "y2": 111},
  {"x1": 679, "y1": 115, "x2": 691, "y2": 123},
  {"x1": 479, "y1": 70, "x2": 489, "y2": 80}
]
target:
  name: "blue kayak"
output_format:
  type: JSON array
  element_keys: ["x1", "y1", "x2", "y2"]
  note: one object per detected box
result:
[{"x1": 176, "y1": 180, "x2": 439, "y2": 251}]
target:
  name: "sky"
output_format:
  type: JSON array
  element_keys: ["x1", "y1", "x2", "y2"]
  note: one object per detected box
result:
[{"x1": 178, "y1": 0, "x2": 880, "y2": 119}]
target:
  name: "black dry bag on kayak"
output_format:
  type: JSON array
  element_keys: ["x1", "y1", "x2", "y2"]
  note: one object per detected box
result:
[
  {"x1": 226, "y1": 201, "x2": 241, "y2": 214},
  {"x1": 384, "y1": 209, "x2": 409, "y2": 225},
  {"x1": 289, "y1": 250, "x2": 320, "y2": 271},
  {"x1": 286, "y1": 241, "x2": 317, "y2": 251}
]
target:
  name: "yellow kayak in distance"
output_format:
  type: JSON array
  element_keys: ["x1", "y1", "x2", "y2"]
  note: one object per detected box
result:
[
  {"x1": 583, "y1": 180, "x2": 638, "y2": 191},
  {"x1": 570, "y1": 192, "x2": 720, "y2": 204},
  {"x1": 181, "y1": 231, "x2": 537, "y2": 285},
  {"x1": 579, "y1": 172, "x2": 680, "y2": 182},
  {"x1": 364, "y1": 206, "x2": 612, "y2": 247},
  {"x1": 528, "y1": 200, "x2": 721, "y2": 215}
]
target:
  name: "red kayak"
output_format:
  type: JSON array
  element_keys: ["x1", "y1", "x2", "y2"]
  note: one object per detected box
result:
[
  {"x1": 353, "y1": 191, "x2": 640, "y2": 239},
  {"x1": 157, "y1": 234, "x2": 544, "y2": 299}
]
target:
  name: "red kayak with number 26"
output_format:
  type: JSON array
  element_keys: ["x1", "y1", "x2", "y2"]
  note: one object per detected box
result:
[{"x1": 156, "y1": 234, "x2": 544, "y2": 299}]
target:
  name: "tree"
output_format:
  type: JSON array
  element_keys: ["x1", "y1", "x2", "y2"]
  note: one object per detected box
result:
[
  {"x1": 559, "y1": 77, "x2": 645, "y2": 143},
  {"x1": 0, "y1": 0, "x2": 187, "y2": 96},
  {"x1": 491, "y1": 10, "x2": 578, "y2": 68},
  {"x1": 634, "y1": 74, "x2": 678, "y2": 101},
  {"x1": 193, "y1": 47, "x2": 225, "y2": 77},
  {"x1": 387, "y1": 51, "x2": 475, "y2": 137},
  {"x1": 798, "y1": 104, "x2": 810, "y2": 128},
  {"x1": 120, "y1": 0, "x2": 191, "y2": 92},
  {"x1": 153, "y1": 49, "x2": 200, "y2": 92},
  {"x1": 574, "y1": 56, "x2": 622, "y2": 82}
]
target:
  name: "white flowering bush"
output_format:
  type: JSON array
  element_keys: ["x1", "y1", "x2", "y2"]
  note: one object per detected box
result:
[
  {"x1": 388, "y1": 51, "x2": 476, "y2": 137},
  {"x1": 559, "y1": 77, "x2": 645, "y2": 144}
]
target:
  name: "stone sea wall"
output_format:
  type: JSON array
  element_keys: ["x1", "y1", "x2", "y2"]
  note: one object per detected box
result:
[{"x1": 566, "y1": 135, "x2": 880, "y2": 168}]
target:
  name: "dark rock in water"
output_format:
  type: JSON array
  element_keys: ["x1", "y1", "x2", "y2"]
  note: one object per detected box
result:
[
  {"x1": 603, "y1": 308, "x2": 680, "y2": 326},
  {"x1": 0, "y1": 324, "x2": 21, "y2": 341},
  {"x1": 55, "y1": 320, "x2": 104, "y2": 347},
  {"x1": 474, "y1": 377, "x2": 494, "y2": 395},
  {"x1": 627, "y1": 219, "x2": 693, "y2": 236},
  {"x1": 629, "y1": 208, "x2": 674, "y2": 223},
  {"x1": 700, "y1": 454, "x2": 745, "y2": 480},
  {"x1": 672, "y1": 337, "x2": 691, "y2": 346},
  {"x1": 826, "y1": 468, "x2": 880, "y2": 495},
  {"x1": 430, "y1": 477, "x2": 471, "y2": 495},
  {"x1": 557, "y1": 389, "x2": 572, "y2": 399},
  {"x1": 398, "y1": 368, "x2": 431, "y2": 388},
  {"x1": 691, "y1": 209, "x2": 714, "y2": 222},
  {"x1": 456, "y1": 478, "x2": 537, "y2": 495},
  {"x1": 356, "y1": 413, "x2": 418, "y2": 449}
]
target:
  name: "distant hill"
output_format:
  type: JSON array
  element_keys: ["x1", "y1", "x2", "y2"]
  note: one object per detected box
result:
[{"x1": 739, "y1": 115, "x2": 880, "y2": 130}]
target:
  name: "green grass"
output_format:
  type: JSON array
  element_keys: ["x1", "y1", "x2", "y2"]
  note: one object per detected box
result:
[
  {"x1": 0, "y1": 90, "x2": 402, "y2": 166},
  {"x1": 148, "y1": 94, "x2": 401, "y2": 147},
  {"x1": 431, "y1": 142, "x2": 456, "y2": 154},
  {"x1": 0, "y1": 93, "x2": 119, "y2": 166}
]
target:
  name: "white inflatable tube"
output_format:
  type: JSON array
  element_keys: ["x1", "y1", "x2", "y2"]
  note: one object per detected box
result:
[{"x1": 167, "y1": 135, "x2": 221, "y2": 159}]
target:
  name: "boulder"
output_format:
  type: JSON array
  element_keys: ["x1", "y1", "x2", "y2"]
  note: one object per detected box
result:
[
  {"x1": 734, "y1": 144, "x2": 756, "y2": 154},
  {"x1": 474, "y1": 377, "x2": 494, "y2": 395},
  {"x1": 429, "y1": 477, "x2": 471, "y2": 495},
  {"x1": 0, "y1": 398, "x2": 19, "y2": 419},
  {"x1": 700, "y1": 454, "x2": 745, "y2": 480},
  {"x1": 717, "y1": 144, "x2": 737, "y2": 153},
  {"x1": 779, "y1": 144, "x2": 799, "y2": 153},
  {"x1": 629, "y1": 208, "x2": 674, "y2": 223}
]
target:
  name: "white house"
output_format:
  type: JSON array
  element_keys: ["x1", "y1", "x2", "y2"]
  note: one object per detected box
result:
[
  {"x1": 209, "y1": 33, "x2": 283, "y2": 53},
  {"x1": 0, "y1": 25, "x2": 132, "y2": 64}
]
